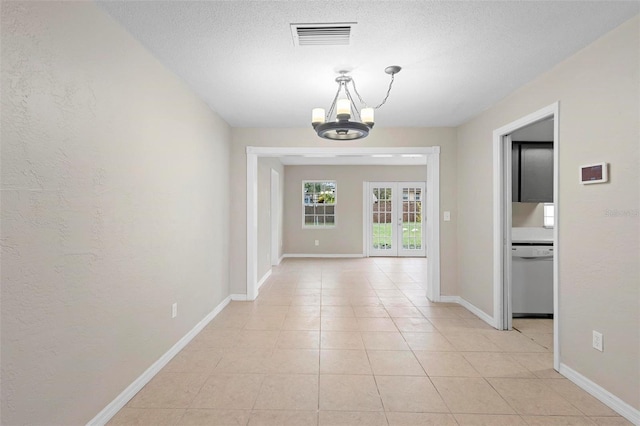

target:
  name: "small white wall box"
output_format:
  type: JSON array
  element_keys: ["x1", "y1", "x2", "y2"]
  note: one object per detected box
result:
[{"x1": 580, "y1": 162, "x2": 608, "y2": 184}]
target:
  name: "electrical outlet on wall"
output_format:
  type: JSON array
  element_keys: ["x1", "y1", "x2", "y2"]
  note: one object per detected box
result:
[
  {"x1": 315, "y1": 240, "x2": 319, "y2": 246},
  {"x1": 172, "y1": 303, "x2": 178, "y2": 319},
  {"x1": 592, "y1": 330, "x2": 603, "y2": 351}
]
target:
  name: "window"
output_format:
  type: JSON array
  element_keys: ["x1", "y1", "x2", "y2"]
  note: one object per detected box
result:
[
  {"x1": 543, "y1": 203, "x2": 554, "y2": 228},
  {"x1": 303, "y1": 181, "x2": 336, "y2": 227}
]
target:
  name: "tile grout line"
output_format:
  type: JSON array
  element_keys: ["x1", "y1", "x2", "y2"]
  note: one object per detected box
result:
[{"x1": 369, "y1": 262, "x2": 392, "y2": 426}]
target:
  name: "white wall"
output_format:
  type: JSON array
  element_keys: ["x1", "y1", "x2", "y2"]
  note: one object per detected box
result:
[
  {"x1": 230, "y1": 127, "x2": 458, "y2": 297},
  {"x1": 283, "y1": 165, "x2": 427, "y2": 255},
  {"x1": 457, "y1": 16, "x2": 639, "y2": 410},
  {"x1": 257, "y1": 158, "x2": 284, "y2": 280},
  {"x1": 1, "y1": 2, "x2": 231, "y2": 424},
  {"x1": 512, "y1": 203, "x2": 544, "y2": 227},
  {"x1": 511, "y1": 118, "x2": 554, "y2": 141}
]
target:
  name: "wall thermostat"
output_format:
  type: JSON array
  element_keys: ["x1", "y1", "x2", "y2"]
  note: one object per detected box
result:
[{"x1": 580, "y1": 162, "x2": 608, "y2": 184}]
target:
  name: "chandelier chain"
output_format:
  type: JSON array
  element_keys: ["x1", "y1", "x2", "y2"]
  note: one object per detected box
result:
[{"x1": 350, "y1": 72, "x2": 396, "y2": 110}]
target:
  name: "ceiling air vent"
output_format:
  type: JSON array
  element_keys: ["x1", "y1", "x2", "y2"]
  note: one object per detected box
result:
[{"x1": 290, "y1": 22, "x2": 356, "y2": 46}]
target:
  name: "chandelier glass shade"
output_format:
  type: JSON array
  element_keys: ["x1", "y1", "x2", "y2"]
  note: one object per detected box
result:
[{"x1": 311, "y1": 66, "x2": 401, "y2": 140}]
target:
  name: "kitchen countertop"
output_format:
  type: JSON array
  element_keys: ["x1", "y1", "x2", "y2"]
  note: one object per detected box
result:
[{"x1": 512, "y1": 227, "x2": 554, "y2": 244}]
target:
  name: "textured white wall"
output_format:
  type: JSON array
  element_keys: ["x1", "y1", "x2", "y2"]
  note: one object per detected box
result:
[
  {"x1": 457, "y1": 16, "x2": 639, "y2": 409},
  {"x1": 1, "y1": 2, "x2": 231, "y2": 424}
]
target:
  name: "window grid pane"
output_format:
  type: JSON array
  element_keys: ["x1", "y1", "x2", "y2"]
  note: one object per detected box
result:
[
  {"x1": 402, "y1": 187, "x2": 422, "y2": 250},
  {"x1": 372, "y1": 186, "x2": 392, "y2": 250},
  {"x1": 303, "y1": 181, "x2": 337, "y2": 228}
]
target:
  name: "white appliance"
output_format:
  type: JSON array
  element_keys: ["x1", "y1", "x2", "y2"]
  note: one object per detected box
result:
[{"x1": 512, "y1": 243, "x2": 554, "y2": 317}]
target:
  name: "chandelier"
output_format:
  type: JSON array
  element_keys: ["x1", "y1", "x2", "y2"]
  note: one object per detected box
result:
[{"x1": 311, "y1": 65, "x2": 402, "y2": 140}]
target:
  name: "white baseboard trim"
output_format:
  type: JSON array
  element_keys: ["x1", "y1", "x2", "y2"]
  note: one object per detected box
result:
[
  {"x1": 283, "y1": 253, "x2": 365, "y2": 258},
  {"x1": 230, "y1": 294, "x2": 248, "y2": 301},
  {"x1": 559, "y1": 363, "x2": 640, "y2": 425},
  {"x1": 256, "y1": 269, "x2": 272, "y2": 292},
  {"x1": 439, "y1": 295, "x2": 499, "y2": 329},
  {"x1": 437, "y1": 298, "x2": 639, "y2": 424},
  {"x1": 231, "y1": 270, "x2": 271, "y2": 302},
  {"x1": 87, "y1": 295, "x2": 232, "y2": 426},
  {"x1": 437, "y1": 295, "x2": 458, "y2": 304}
]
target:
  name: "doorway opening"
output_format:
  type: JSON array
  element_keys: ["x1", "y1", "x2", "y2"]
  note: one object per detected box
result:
[
  {"x1": 492, "y1": 102, "x2": 559, "y2": 370},
  {"x1": 246, "y1": 146, "x2": 441, "y2": 301},
  {"x1": 368, "y1": 182, "x2": 426, "y2": 257}
]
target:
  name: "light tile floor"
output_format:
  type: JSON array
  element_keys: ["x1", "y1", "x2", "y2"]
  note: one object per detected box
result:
[{"x1": 109, "y1": 258, "x2": 631, "y2": 426}]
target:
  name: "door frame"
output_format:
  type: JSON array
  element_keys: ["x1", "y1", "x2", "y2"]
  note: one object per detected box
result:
[
  {"x1": 270, "y1": 168, "x2": 280, "y2": 266},
  {"x1": 366, "y1": 181, "x2": 427, "y2": 257},
  {"x1": 492, "y1": 102, "x2": 559, "y2": 370},
  {"x1": 247, "y1": 146, "x2": 440, "y2": 301}
]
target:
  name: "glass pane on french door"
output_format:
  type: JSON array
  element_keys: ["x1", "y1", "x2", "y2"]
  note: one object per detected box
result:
[
  {"x1": 399, "y1": 184, "x2": 425, "y2": 257},
  {"x1": 369, "y1": 182, "x2": 426, "y2": 257},
  {"x1": 370, "y1": 184, "x2": 397, "y2": 256}
]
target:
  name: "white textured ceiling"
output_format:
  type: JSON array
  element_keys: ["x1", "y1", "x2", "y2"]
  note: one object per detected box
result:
[{"x1": 98, "y1": 1, "x2": 638, "y2": 128}]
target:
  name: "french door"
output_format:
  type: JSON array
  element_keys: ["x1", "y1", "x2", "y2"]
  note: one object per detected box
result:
[{"x1": 369, "y1": 182, "x2": 426, "y2": 257}]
